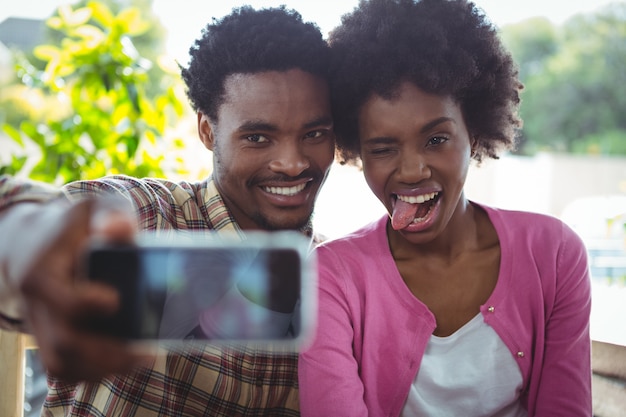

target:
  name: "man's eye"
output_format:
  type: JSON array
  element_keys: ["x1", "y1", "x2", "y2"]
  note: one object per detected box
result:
[
  {"x1": 427, "y1": 136, "x2": 448, "y2": 146},
  {"x1": 304, "y1": 130, "x2": 324, "y2": 139},
  {"x1": 246, "y1": 134, "x2": 268, "y2": 143}
]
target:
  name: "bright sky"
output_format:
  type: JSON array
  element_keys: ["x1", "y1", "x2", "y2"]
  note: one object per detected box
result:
[
  {"x1": 155, "y1": 0, "x2": 620, "y2": 63},
  {"x1": 0, "y1": 0, "x2": 621, "y2": 63}
]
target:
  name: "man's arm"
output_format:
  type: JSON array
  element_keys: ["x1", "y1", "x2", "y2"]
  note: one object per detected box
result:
[
  {"x1": 0, "y1": 175, "x2": 150, "y2": 381},
  {"x1": 0, "y1": 176, "x2": 69, "y2": 330}
]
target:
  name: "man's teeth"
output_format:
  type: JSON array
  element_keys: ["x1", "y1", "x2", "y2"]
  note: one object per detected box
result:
[
  {"x1": 264, "y1": 183, "x2": 306, "y2": 196},
  {"x1": 397, "y1": 192, "x2": 438, "y2": 204}
]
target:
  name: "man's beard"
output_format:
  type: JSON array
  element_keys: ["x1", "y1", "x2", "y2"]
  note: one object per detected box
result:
[{"x1": 251, "y1": 210, "x2": 313, "y2": 232}]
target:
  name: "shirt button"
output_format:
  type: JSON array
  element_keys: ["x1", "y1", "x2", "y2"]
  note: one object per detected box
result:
[
  {"x1": 517, "y1": 351, "x2": 525, "y2": 358},
  {"x1": 488, "y1": 306, "x2": 495, "y2": 313}
]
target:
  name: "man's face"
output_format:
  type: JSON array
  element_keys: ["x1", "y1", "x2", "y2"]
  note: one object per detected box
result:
[{"x1": 198, "y1": 69, "x2": 335, "y2": 231}]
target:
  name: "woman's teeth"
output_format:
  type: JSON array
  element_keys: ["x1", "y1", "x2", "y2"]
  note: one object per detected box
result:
[{"x1": 397, "y1": 192, "x2": 438, "y2": 204}]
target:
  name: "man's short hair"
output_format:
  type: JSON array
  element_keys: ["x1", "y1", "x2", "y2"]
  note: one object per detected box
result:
[{"x1": 181, "y1": 6, "x2": 330, "y2": 120}]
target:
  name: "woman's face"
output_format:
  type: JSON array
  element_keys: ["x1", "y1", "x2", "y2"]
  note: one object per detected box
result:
[{"x1": 358, "y1": 81, "x2": 473, "y2": 246}]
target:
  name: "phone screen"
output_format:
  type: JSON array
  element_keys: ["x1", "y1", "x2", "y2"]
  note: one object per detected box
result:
[{"x1": 85, "y1": 236, "x2": 307, "y2": 344}]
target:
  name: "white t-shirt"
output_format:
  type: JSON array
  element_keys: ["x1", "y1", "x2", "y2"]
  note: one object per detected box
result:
[{"x1": 401, "y1": 313, "x2": 527, "y2": 417}]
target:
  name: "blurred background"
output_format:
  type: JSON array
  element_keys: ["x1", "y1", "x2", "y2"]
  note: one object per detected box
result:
[{"x1": 1, "y1": 1, "x2": 625, "y2": 415}]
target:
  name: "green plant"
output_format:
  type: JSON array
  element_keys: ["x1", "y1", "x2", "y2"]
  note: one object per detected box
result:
[
  {"x1": 1, "y1": 1, "x2": 186, "y2": 183},
  {"x1": 500, "y1": 3, "x2": 626, "y2": 156}
]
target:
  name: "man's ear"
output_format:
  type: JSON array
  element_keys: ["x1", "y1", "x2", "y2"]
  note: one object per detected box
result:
[
  {"x1": 197, "y1": 112, "x2": 216, "y2": 151},
  {"x1": 470, "y1": 136, "x2": 477, "y2": 157}
]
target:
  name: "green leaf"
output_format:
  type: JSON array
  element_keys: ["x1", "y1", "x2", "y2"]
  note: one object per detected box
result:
[
  {"x1": 87, "y1": 1, "x2": 114, "y2": 28},
  {"x1": 116, "y1": 8, "x2": 150, "y2": 36},
  {"x1": 125, "y1": 134, "x2": 140, "y2": 158},
  {"x1": 125, "y1": 82, "x2": 140, "y2": 113},
  {"x1": 47, "y1": 16, "x2": 64, "y2": 30},
  {"x1": 0, "y1": 155, "x2": 27, "y2": 176},
  {"x1": 2, "y1": 124, "x2": 25, "y2": 146},
  {"x1": 5, "y1": 0, "x2": 187, "y2": 182},
  {"x1": 59, "y1": 5, "x2": 92, "y2": 27},
  {"x1": 33, "y1": 45, "x2": 61, "y2": 62},
  {"x1": 19, "y1": 121, "x2": 43, "y2": 147},
  {"x1": 72, "y1": 25, "x2": 105, "y2": 49}
]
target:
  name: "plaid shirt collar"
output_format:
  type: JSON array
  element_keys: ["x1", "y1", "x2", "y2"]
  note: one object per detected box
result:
[{"x1": 203, "y1": 175, "x2": 314, "y2": 240}]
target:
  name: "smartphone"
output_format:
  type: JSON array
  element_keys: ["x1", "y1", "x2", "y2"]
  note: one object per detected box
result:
[{"x1": 82, "y1": 231, "x2": 315, "y2": 349}]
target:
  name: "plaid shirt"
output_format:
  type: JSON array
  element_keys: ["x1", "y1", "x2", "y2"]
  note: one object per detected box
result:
[{"x1": 0, "y1": 175, "x2": 300, "y2": 416}]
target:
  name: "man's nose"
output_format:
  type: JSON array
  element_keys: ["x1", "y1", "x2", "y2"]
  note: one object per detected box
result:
[{"x1": 268, "y1": 141, "x2": 310, "y2": 177}]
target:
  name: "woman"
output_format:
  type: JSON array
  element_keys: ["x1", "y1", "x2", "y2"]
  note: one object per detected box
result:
[{"x1": 298, "y1": 0, "x2": 591, "y2": 416}]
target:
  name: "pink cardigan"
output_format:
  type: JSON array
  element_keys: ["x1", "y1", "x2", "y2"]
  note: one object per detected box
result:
[{"x1": 299, "y1": 204, "x2": 591, "y2": 417}]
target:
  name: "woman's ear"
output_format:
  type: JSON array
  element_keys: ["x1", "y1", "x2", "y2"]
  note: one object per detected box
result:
[{"x1": 197, "y1": 112, "x2": 216, "y2": 151}]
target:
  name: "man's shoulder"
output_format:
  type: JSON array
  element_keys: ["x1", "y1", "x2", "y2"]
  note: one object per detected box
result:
[{"x1": 62, "y1": 175, "x2": 208, "y2": 203}]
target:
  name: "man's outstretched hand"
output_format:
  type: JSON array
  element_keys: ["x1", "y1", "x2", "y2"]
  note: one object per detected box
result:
[{"x1": 1, "y1": 198, "x2": 153, "y2": 381}]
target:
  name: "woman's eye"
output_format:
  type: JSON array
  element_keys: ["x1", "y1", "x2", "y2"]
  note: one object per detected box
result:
[
  {"x1": 246, "y1": 134, "x2": 268, "y2": 143},
  {"x1": 369, "y1": 147, "x2": 392, "y2": 155}
]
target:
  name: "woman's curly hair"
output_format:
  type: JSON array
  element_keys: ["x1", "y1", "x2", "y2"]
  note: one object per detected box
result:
[
  {"x1": 181, "y1": 6, "x2": 330, "y2": 120},
  {"x1": 329, "y1": 0, "x2": 523, "y2": 164}
]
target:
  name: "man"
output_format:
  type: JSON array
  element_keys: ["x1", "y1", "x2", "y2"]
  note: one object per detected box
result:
[{"x1": 0, "y1": 6, "x2": 334, "y2": 416}]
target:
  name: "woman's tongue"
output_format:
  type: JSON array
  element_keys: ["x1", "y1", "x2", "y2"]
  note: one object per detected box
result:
[{"x1": 391, "y1": 199, "x2": 430, "y2": 230}]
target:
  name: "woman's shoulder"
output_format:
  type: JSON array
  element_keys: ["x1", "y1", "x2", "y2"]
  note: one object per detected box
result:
[
  {"x1": 479, "y1": 202, "x2": 571, "y2": 232},
  {"x1": 477, "y1": 202, "x2": 585, "y2": 251}
]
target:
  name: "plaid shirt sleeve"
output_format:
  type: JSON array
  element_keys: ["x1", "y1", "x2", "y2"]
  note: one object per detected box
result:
[
  {"x1": 0, "y1": 175, "x2": 300, "y2": 416},
  {"x1": 46, "y1": 345, "x2": 300, "y2": 417},
  {"x1": 2, "y1": 174, "x2": 300, "y2": 416},
  {"x1": 0, "y1": 175, "x2": 68, "y2": 209},
  {"x1": 61, "y1": 175, "x2": 210, "y2": 233}
]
